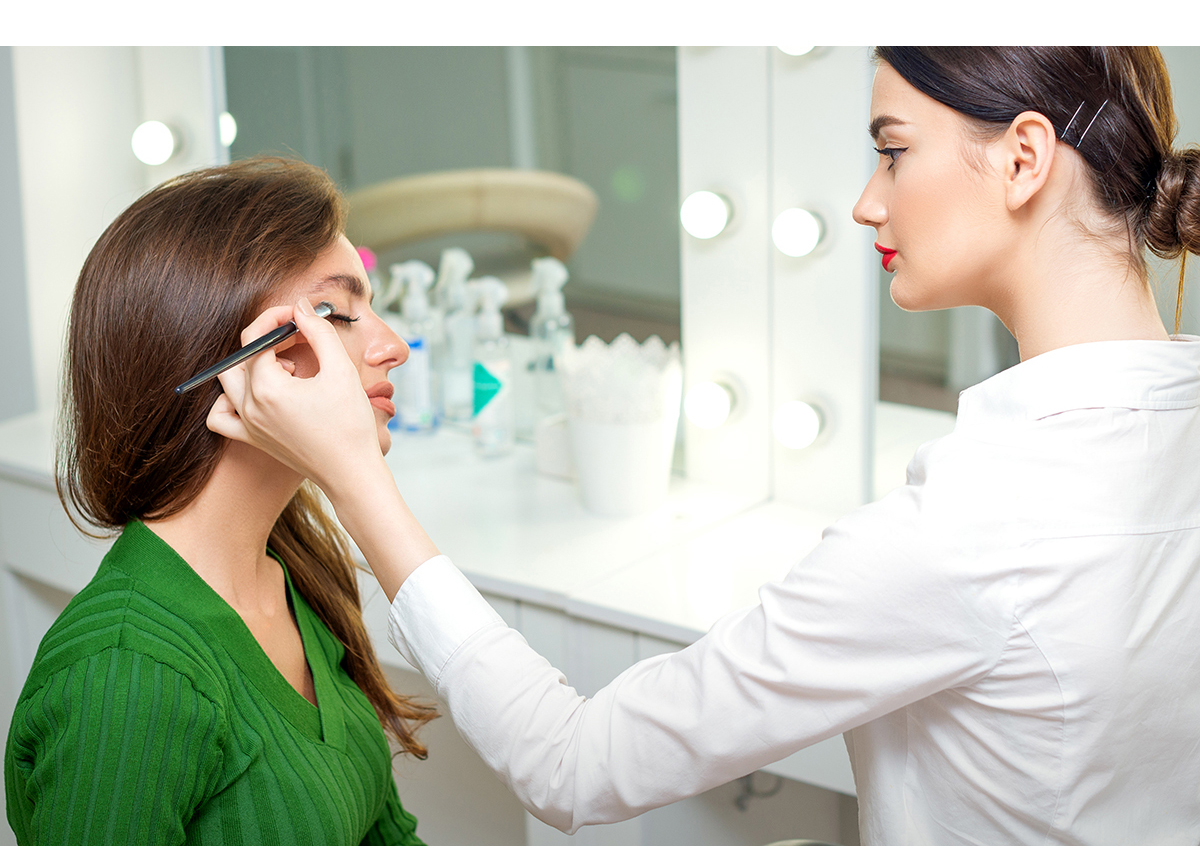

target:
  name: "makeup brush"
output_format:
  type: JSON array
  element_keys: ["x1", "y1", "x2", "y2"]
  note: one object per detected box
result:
[{"x1": 174, "y1": 301, "x2": 336, "y2": 395}]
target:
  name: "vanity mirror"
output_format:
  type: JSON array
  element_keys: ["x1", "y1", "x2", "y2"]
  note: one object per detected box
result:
[{"x1": 223, "y1": 47, "x2": 682, "y2": 346}]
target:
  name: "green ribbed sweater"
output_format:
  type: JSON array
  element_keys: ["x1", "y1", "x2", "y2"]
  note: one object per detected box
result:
[{"x1": 5, "y1": 521, "x2": 423, "y2": 845}]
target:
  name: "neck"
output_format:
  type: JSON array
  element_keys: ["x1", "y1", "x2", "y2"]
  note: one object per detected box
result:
[
  {"x1": 144, "y1": 441, "x2": 302, "y2": 615},
  {"x1": 989, "y1": 220, "x2": 1169, "y2": 363}
]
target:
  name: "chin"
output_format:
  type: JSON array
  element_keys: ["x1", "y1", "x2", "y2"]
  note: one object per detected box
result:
[
  {"x1": 378, "y1": 428, "x2": 392, "y2": 457},
  {"x1": 889, "y1": 276, "x2": 954, "y2": 313}
]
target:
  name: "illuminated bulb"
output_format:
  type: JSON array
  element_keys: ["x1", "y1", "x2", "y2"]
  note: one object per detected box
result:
[
  {"x1": 772, "y1": 208, "x2": 825, "y2": 257},
  {"x1": 680, "y1": 190, "x2": 732, "y2": 240},
  {"x1": 685, "y1": 381, "x2": 735, "y2": 429},
  {"x1": 778, "y1": 45, "x2": 817, "y2": 57},
  {"x1": 773, "y1": 401, "x2": 823, "y2": 449},
  {"x1": 131, "y1": 120, "x2": 178, "y2": 166},
  {"x1": 219, "y1": 111, "x2": 238, "y2": 147}
]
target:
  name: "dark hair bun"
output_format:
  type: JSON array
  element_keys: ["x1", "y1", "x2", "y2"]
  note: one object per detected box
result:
[{"x1": 1147, "y1": 149, "x2": 1200, "y2": 258}]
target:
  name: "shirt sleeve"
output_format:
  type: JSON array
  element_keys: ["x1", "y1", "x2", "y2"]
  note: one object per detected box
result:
[
  {"x1": 387, "y1": 485, "x2": 1016, "y2": 835},
  {"x1": 359, "y1": 780, "x2": 424, "y2": 846},
  {"x1": 5, "y1": 646, "x2": 225, "y2": 845}
]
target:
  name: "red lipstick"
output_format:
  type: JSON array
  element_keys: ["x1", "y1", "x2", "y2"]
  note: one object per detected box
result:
[{"x1": 874, "y1": 242, "x2": 897, "y2": 272}]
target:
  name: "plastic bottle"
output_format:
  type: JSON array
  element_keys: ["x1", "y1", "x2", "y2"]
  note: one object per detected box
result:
[
  {"x1": 435, "y1": 249, "x2": 477, "y2": 424},
  {"x1": 389, "y1": 261, "x2": 438, "y2": 434},
  {"x1": 528, "y1": 257, "x2": 575, "y2": 421},
  {"x1": 470, "y1": 276, "x2": 514, "y2": 457}
]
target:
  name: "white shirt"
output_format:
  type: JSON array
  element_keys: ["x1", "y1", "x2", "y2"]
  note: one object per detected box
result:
[{"x1": 388, "y1": 337, "x2": 1200, "y2": 844}]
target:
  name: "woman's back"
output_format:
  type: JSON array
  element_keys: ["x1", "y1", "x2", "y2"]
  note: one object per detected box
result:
[{"x1": 850, "y1": 337, "x2": 1200, "y2": 843}]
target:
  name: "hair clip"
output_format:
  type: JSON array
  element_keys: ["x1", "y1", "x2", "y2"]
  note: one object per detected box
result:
[{"x1": 1060, "y1": 99, "x2": 1109, "y2": 149}]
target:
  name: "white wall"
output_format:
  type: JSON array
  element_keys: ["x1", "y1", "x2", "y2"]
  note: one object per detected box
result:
[
  {"x1": 11, "y1": 47, "x2": 224, "y2": 417},
  {"x1": 0, "y1": 48, "x2": 35, "y2": 423},
  {"x1": 12, "y1": 47, "x2": 145, "y2": 415}
]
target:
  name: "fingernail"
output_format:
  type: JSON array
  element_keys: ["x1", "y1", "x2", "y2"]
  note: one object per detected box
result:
[{"x1": 298, "y1": 297, "x2": 315, "y2": 315}]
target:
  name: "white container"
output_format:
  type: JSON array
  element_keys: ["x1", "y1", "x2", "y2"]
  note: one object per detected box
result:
[
  {"x1": 569, "y1": 416, "x2": 677, "y2": 516},
  {"x1": 559, "y1": 333, "x2": 682, "y2": 518}
]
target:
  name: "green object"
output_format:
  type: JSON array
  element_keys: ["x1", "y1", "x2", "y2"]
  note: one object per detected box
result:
[
  {"x1": 4, "y1": 521, "x2": 423, "y2": 845},
  {"x1": 473, "y1": 361, "x2": 502, "y2": 416}
]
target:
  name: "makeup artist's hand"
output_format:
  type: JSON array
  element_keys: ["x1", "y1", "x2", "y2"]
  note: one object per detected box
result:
[
  {"x1": 208, "y1": 296, "x2": 440, "y2": 599},
  {"x1": 207, "y1": 297, "x2": 386, "y2": 495}
]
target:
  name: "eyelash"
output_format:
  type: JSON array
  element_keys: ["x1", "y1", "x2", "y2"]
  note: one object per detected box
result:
[
  {"x1": 327, "y1": 312, "x2": 360, "y2": 327},
  {"x1": 874, "y1": 146, "x2": 907, "y2": 169}
]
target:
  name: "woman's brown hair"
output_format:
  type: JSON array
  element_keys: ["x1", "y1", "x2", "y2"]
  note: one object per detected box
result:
[
  {"x1": 58, "y1": 156, "x2": 436, "y2": 757},
  {"x1": 875, "y1": 47, "x2": 1200, "y2": 331}
]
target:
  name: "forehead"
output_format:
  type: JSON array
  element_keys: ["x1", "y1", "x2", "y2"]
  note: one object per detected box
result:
[
  {"x1": 273, "y1": 235, "x2": 371, "y2": 304},
  {"x1": 869, "y1": 62, "x2": 964, "y2": 141}
]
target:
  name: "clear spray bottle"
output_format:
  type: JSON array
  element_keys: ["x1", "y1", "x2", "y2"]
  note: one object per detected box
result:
[
  {"x1": 528, "y1": 257, "x2": 575, "y2": 421},
  {"x1": 470, "y1": 276, "x2": 514, "y2": 457},
  {"x1": 434, "y1": 249, "x2": 477, "y2": 425},
  {"x1": 389, "y1": 261, "x2": 438, "y2": 433}
]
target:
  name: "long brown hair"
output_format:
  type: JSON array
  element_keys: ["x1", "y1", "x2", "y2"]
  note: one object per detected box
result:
[
  {"x1": 875, "y1": 47, "x2": 1200, "y2": 330},
  {"x1": 58, "y1": 157, "x2": 435, "y2": 757}
]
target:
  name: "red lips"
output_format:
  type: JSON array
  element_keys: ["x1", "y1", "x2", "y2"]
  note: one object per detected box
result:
[
  {"x1": 366, "y1": 381, "x2": 396, "y2": 418},
  {"x1": 874, "y1": 242, "x2": 897, "y2": 272}
]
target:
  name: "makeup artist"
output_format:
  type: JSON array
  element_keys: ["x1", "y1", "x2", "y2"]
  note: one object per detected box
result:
[{"x1": 212, "y1": 47, "x2": 1200, "y2": 844}]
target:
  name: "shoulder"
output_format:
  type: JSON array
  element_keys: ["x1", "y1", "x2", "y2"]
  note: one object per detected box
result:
[
  {"x1": 20, "y1": 526, "x2": 229, "y2": 708},
  {"x1": 793, "y1": 433, "x2": 1025, "y2": 634}
]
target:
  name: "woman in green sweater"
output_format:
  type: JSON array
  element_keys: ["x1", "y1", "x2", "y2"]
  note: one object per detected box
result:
[{"x1": 4, "y1": 158, "x2": 434, "y2": 844}]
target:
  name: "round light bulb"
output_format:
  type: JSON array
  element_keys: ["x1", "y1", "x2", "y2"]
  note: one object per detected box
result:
[
  {"x1": 680, "y1": 190, "x2": 732, "y2": 240},
  {"x1": 772, "y1": 208, "x2": 825, "y2": 257},
  {"x1": 778, "y1": 45, "x2": 817, "y2": 57},
  {"x1": 131, "y1": 120, "x2": 178, "y2": 166},
  {"x1": 685, "y1": 381, "x2": 735, "y2": 429},
  {"x1": 219, "y1": 111, "x2": 238, "y2": 147},
  {"x1": 773, "y1": 401, "x2": 823, "y2": 449}
]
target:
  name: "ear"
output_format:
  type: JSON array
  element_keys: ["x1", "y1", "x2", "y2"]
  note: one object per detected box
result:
[{"x1": 996, "y1": 111, "x2": 1058, "y2": 211}]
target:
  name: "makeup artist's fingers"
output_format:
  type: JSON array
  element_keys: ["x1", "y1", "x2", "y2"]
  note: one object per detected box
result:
[
  {"x1": 205, "y1": 391, "x2": 247, "y2": 443},
  {"x1": 209, "y1": 297, "x2": 380, "y2": 487},
  {"x1": 289, "y1": 297, "x2": 360, "y2": 380}
]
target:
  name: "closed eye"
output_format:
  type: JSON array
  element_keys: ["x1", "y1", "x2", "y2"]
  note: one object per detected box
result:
[
  {"x1": 327, "y1": 312, "x2": 361, "y2": 327},
  {"x1": 874, "y1": 146, "x2": 907, "y2": 169}
]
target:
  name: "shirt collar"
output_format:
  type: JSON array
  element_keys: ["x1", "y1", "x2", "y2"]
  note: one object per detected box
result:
[{"x1": 957, "y1": 336, "x2": 1200, "y2": 426}]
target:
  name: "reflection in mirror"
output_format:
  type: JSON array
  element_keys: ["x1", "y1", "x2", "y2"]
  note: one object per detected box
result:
[{"x1": 223, "y1": 46, "x2": 681, "y2": 347}]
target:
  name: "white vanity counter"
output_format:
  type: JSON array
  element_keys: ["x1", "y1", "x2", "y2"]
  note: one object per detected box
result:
[{"x1": 0, "y1": 402, "x2": 957, "y2": 808}]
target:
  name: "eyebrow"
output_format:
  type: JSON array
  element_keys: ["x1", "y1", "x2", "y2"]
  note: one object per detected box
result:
[
  {"x1": 311, "y1": 273, "x2": 371, "y2": 304},
  {"x1": 868, "y1": 114, "x2": 908, "y2": 142}
]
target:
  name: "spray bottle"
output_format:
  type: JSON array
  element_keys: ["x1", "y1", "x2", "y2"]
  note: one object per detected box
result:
[
  {"x1": 389, "y1": 261, "x2": 438, "y2": 433},
  {"x1": 470, "y1": 276, "x2": 514, "y2": 457},
  {"x1": 434, "y1": 248, "x2": 477, "y2": 424},
  {"x1": 528, "y1": 257, "x2": 575, "y2": 421}
]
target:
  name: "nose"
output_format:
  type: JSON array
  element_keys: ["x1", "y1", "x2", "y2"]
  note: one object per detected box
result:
[
  {"x1": 366, "y1": 316, "x2": 409, "y2": 370},
  {"x1": 852, "y1": 167, "x2": 888, "y2": 228}
]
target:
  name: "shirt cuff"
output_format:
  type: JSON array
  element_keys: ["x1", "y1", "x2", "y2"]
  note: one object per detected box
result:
[{"x1": 386, "y1": 554, "x2": 505, "y2": 684}]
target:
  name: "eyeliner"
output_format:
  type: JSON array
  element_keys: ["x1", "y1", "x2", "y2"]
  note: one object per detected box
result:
[{"x1": 174, "y1": 301, "x2": 336, "y2": 395}]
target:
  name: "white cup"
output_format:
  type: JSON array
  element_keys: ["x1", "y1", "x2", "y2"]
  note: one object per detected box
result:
[{"x1": 569, "y1": 415, "x2": 677, "y2": 517}]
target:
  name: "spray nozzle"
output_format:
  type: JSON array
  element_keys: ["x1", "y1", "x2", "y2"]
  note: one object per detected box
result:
[
  {"x1": 387, "y1": 260, "x2": 436, "y2": 319},
  {"x1": 469, "y1": 276, "x2": 509, "y2": 341},
  {"x1": 531, "y1": 256, "x2": 569, "y2": 317},
  {"x1": 433, "y1": 247, "x2": 475, "y2": 310}
]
